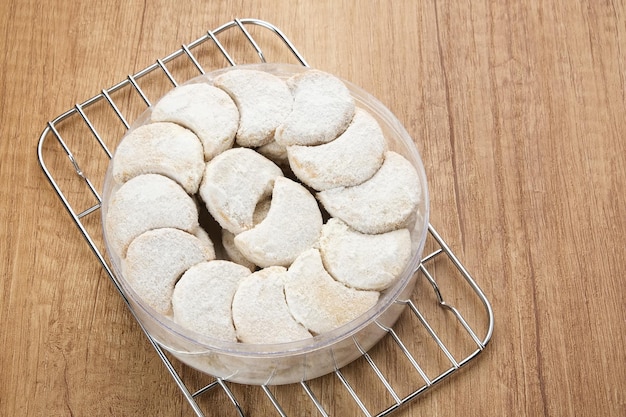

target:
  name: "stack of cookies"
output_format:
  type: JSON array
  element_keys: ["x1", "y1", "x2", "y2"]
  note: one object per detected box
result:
[{"x1": 104, "y1": 67, "x2": 424, "y2": 345}]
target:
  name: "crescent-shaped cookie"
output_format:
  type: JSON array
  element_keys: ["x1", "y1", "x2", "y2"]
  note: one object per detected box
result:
[
  {"x1": 105, "y1": 174, "x2": 199, "y2": 257},
  {"x1": 232, "y1": 266, "x2": 313, "y2": 344},
  {"x1": 287, "y1": 108, "x2": 387, "y2": 191},
  {"x1": 112, "y1": 122, "x2": 205, "y2": 193},
  {"x1": 122, "y1": 228, "x2": 215, "y2": 315},
  {"x1": 284, "y1": 249, "x2": 379, "y2": 334},
  {"x1": 275, "y1": 70, "x2": 355, "y2": 146},
  {"x1": 319, "y1": 218, "x2": 412, "y2": 291},
  {"x1": 150, "y1": 83, "x2": 239, "y2": 161},
  {"x1": 317, "y1": 151, "x2": 421, "y2": 234},
  {"x1": 213, "y1": 69, "x2": 293, "y2": 148},
  {"x1": 234, "y1": 177, "x2": 323, "y2": 268},
  {"x1": 172, "y1": 260, "x2": 251, "y2": 342},
  {"x1": 199, "y1": 148, "x2": 283, "y2": 234}
]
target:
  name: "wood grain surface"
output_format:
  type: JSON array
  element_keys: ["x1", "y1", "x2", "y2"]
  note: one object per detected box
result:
[{"x1": 1, "y1": 1, "x2": 624, "y2": 416}]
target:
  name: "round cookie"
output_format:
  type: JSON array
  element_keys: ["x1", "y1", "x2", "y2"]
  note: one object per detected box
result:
[
  {"x1": 172, "y1": 260, "x2": 251, "y2": 342},
  {"x1": 234, "y1": 177, "x2": 323, "y2": 268},
  {"x1": 317, "y1": 151, "x2": 421, "y2": 234},
  {"x1": 284, "y1": 249, "x2": 379, "y2": 334},
  {"x1": 150, "y1": 83, "x2": 239, "y2": 161},
  {"x1": 287, "y1": 108, "x2": 387, "y2": 191},
  {"x1": 105, "y1": 174, "x2": 199, "y2": 258},
  {"x1": 319, "y1": 218, "x2": 412, "y2": 291},
  {"x1": 122, "y1": 228, "x2": 215, "y2": 315},
  {"x1": 112, "y1": 122, "x2": 205, "y2": 193},
  {"x1": 199, "y1": 148, "x2": 283, "y2": 234},
  {"x1": 232, "y1": 266, "x2": 313, "y2": 344},
  {"x1": 213, "y1": 69, "x2": 293, "y2": 147},
  {"x1": 275, "y1": 70, "x2": 355, "y2": 146}
]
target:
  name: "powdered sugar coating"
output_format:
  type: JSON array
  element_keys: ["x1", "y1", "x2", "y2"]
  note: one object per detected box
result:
[
  {"x1": 284, "y1": 249, "x2": 379, "y2": 334},
  {"x1": 122, "y1": 228, "x2": 215, "y2": 315},
  {"x1": 317, "y1": 151, "x2": 421, "y2": 234},
  {"x1": 199, "y1": 148, "x2": 283, "y2": 234},
  {"x1": 232, "y1": 267, "x2": 313, "y2": 344},
  {"x1": 150, "y1": 83, "x2": 239, "y2": 161},
  {"x1": 275, "y1": 70, "x2": 355, "y2": 146},
  {"x1": 234, "y1": 177, "x2": 323, "y2": 268},
  {"x1": 319, "y1": 218, "x2": 412, "y2": 291},
  {"x1": 173, "y1": 261, "x2": 251, "y2": 342},
  {"x1": 105, "y1": 174, "x2": 199, "y2": 257},
  {"x1": 112, "y1": 122, "x2": 205, "y2": 193},
  {"x1": 287, "y1": 108, "x2": 387, "y2": 191},
  {"x1": 213, "y1": 69, "x2": 293, "y2": 147}
]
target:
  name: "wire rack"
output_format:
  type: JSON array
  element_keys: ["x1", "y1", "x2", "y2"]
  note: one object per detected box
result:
[{"x1": 37, "y1": 18, "x2": 494, "y2": 417}]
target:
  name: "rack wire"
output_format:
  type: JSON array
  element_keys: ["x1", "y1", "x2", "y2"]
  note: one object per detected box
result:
[{"x1": 37, "y1": 18, "x2": 494, "y2": 417}]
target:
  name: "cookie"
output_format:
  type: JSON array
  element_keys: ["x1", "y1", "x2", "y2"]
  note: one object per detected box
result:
[
  {"x1": 317, "y1": 151, "x2": 421, "y2": 234},
  {"x1": 284, "y1": 249, "x2": 379, "y2": 334},
  {"x1": 232, "y1": 266, "x2": 313, "y2": 344},
  {"x1": 105, "y1": 174, "x2": 199, "y2": 257},
  {"x1": 199, "y1": 148, "x2": 283, "y2": 234},
  {"x1": 122, "y1": 228, "x2": 215, "y2": 315},
  {"x1": 275, "y1": 70, "x2": 355, "y2": 146},
  {"x1": 172, "y1": 260, "x2": 251, "y2": 342},
  {"x1": 150, "y1": 83, "x2": 239, "y2": 161},
  {"x1": 319, "y1": 218, "x2": 412, "y2": 291},
  {"x1": 213, "y1": 69, "x2": 292, "y2": 147},
  {"x1": 234, "y1": 177, "x2": 323, "y2": 267},
  {"x1": 287, "y1": 108, "x2": 386, "y2": 191},
  {"x1": 112, "y1": 122, "x2": 205, "y2": 193}
]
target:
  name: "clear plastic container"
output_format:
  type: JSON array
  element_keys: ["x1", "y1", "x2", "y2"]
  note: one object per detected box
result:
[{"x1": 101, "y1": 63, "x2": 430, "y2": 385}]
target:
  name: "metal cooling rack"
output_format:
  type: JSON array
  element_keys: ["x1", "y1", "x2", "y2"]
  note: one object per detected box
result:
[{"x1": 37, "y1": 18, "x2": 494, "y2": 417}]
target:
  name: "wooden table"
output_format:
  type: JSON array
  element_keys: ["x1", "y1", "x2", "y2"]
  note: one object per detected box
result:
[{"x1": 1, "y1": 1, "x2": 624, "y2": 416}]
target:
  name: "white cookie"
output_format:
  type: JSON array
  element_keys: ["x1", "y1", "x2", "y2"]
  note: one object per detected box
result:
[
  {"x1": 122, "y1": 228, "x2": 215, "y2": 315},
  {"x1": 172, "y1": 260, "x2": 251, "y2": 342},
  {"x1": 319, "y1": 218, "x2": 412, "y2": 291},
  {"x1": 234, "y1": 177, "x2": 323, "y2": 268},
  {"x1": 150, "y1": 83, "x2": 239, "y2": 161},
  {"x1": 232, "y1": 267, "x2": 313, "y2": 344},
  {"x1": 284, "y1": 249, "x2": 379, "y2": 334},
  {"x1": 105, "y1": 174, "x2": 199, "y2": 258},
  {"x1": 287, "y1": 108, "x2": 387, "y2": 191},
  {"x1": 112, "y1": 122, "x2": 205, "y2": 193},
  {"x1": 317, "y1": 151, "x2": 421, "y2": 234},
  {"x1": 275, "y1": 70, "x2": 355, "y2": 146},
  {"x1": 199, "y1": 148, "x2": 283, "y2": 234},
  {"x1": 213, "y1": 69, "x2": 292, "y2": 148}
]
